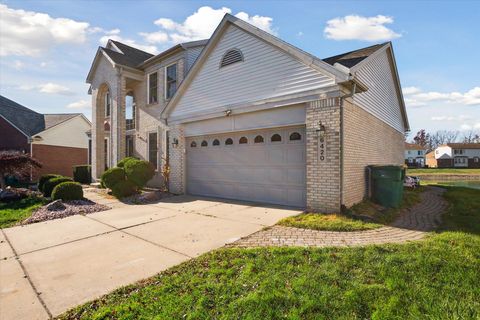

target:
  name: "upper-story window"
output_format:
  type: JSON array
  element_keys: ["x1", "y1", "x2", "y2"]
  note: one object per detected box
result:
[
  {"x1": 165, "y1": 64, "x2": 177, "y2": 100},
  {"x1": 220, "y1": 49, "x2": 244, "y2": 68},
  {"x1": 105, "y1": 91, "x2": 111, "y2": 117},
  {"x1": 125, "y1": 92, "x2": 135, "y2": 130},
  {"x1": 454, "y1": 149, "x2": 464, "y2": 155},
  {"x1": 417, "y1": 151, "x2": 422, "y2": 156},
  {"x1": 148, "y1": 72, "x2": 158, "y2": 104}
]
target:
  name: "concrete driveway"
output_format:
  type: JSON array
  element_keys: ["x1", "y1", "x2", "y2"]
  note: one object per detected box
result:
[{"x1": 0, "y1": 195, "x2": 301, "y2": 319}]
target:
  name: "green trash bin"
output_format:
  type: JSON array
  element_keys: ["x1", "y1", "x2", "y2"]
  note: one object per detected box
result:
[{"x1": 370, "y1": 165, "x2": 404, "y2": 208}]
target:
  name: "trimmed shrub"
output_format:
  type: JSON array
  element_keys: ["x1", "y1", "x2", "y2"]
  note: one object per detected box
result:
[
  {"x1": 73, "y1": 165, "x2": 91, "y2": 184},
  {"x1": 51, "y1": 182, "x2": 84, "y2": 201},
  {"x1": 43, "y1": 176, "x2": 73, "y2": 197},
  {"x1": 38, "y1": 174, "x2": 60, "y2": 192},
  {"x1": 124, "y1": 160, "x2": 155, "y2": 188},
  {"x1": 117, "y1": 157, "x2": 138, "y2": 168},
  {"x1": 101, "y1": 167, "x2": 126, "y2": 189},
  {"x1": 111, "y1": 180, "x2": 137, "y2": 199}
]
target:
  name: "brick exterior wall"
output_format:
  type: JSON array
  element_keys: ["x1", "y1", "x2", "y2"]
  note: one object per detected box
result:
[
  {"x1": 342, "y1": 99, "x2": 404, "y2": 207},
  {"x1": 168, "y1": 125, "x2": 185, "y2": 194},
  {"x1": 0, "y1": 117, "x2": 29, "y2": 152},
  {"x1": 306, "y1": 98, "x2": 342, "y2": 213},
  {"x1": 437, "y1": 159, "x2": 453, "y2": 168},
  {"x1": 32, "y1": 144, "x2": 88, "y2": 180}
]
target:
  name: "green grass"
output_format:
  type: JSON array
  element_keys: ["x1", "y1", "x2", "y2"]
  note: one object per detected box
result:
[
  {"x1": 407, "y1": 168, "x2": 480, "y2": 175},
  {"x1": 59, "y1": 186, "x2": 480, "y2": 319},
  {"x1": 278, "y1": 187, "x2": 423, "y2": 231},
  {"x1": 0, "y1": 197, "x2": 45, "y2": 228},
  {"x1": 278, "y1": 213, "x2": 382, "y2": 231}
]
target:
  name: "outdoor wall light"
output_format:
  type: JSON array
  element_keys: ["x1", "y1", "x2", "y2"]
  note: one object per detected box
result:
[
  {"x1": 224, "y1": 109, "x2": 232, "y2": 116},
  {"x1": 172, "y1": 138, "x2": 179, "y2": 148},
  {"x1": 317, "y1": 121, "x2": 326, "y2": 138}
]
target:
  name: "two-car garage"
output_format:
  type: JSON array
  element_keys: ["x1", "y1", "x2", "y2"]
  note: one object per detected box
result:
[{"x1": 186, "y1": 126, "x2": 306, "y2": 207}]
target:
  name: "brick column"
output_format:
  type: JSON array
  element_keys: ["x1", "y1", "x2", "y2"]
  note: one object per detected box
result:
[
  {"x1": 111, "y1": 73, "x2": 126, "y2": 165},
  {"x1": 168, "y1": 125, "x2": 185, "y2": 194},
  {"x1": 306, "y1": 98, "x2": 341, "y2": 213},
  {"x1": 91, "y1": 88, "x2": 105, "y2": 180}
]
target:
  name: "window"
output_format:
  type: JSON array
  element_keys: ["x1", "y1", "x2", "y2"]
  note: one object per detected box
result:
[
  {"x1": 271, "y1": 134, "x2": 282, "y2": 142},
  {"x1": 454, "y1": 149, "x2": 464, "y2": 155},
  {"x1": 148, "y1": 132, "x2": 158, "y2": 170},
  {"x1": 239, "y1": 137, "x2": 248, "y2": 144},
  {"x1": 254, "y1": 135, "x2": 264, "y2": 143},
  {"x1": 104, "y1": 138, "x2": 109, "y2": 170},
  {"x1": 213, "y1": 139, "x2": 220, "y2": 146},
  {"x1": 148, "y1": 72, "x2": 158, "y2": 104},
  {"x1": 126, "y1": 135, "x2": 134, "y2": 157},
  {"x1": 417, "y1": 150, "x2": 422, "y2": 156},
  {"x1": 289, "y1": 132, "x2": 302, "y2": 141},
  {"x1": 225, "y1": 138, "x2": 233, "y2": 145},
  {"x1": 474, "y1": 157, "x2": 479, "y2": 163},
  {"x1": 105, "y1": 91, "x2": 111, "y2": 117},
  {"x1": 220, "y1": 49, "x2": 244, "y2": 68},
  {"x1": 125, "y1": 93, "x2": 135, "y2": 130},
  {"x1": 190, "y1": 141, "x2": 197, "y2": 148},
  {"x1": 201, "y1": 140, "x2": 208, "y2": 147},
  {"x1": 165, "y1": 64, "x2": 177, "y2": 99}
]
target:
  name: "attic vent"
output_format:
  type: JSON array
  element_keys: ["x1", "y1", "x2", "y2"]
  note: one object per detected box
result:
[{"x1": 220, "y1": 49, "x2": 243, "y2": 68}]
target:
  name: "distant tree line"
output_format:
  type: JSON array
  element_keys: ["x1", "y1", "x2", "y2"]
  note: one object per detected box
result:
[{"x1": 406, "y1": 129, "x2": 480, "y2": 151}]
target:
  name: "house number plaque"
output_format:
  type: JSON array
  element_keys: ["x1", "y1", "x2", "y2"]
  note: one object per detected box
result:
[{"x1": 318, "y1": 136, "x2": 326, "y2": 162}]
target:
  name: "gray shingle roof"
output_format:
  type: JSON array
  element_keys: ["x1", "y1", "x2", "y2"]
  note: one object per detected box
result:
[
  {"x1": 0, "y1": 95, "x2": 82, "y2": 136},
  {"x1": 102, "y1": 41, "x2": 154, "y2": 69},
  {"x1": 0, "y1": 95, "x2": 45, "y2": 136},
  {"x1": 43, "y1": 114, "x2": 80, "y2": 130},
  {"x1": 323, "y1": 43, "x2": 386, "y2": 68}
]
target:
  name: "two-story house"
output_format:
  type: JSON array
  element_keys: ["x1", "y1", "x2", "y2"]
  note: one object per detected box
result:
[
  {"x1": 86, "y1": 14, "x2": 409, "y2": 212},
  {"x1": 404, "y1": 142, "x2": 426, "y2": 167},
  {"x1": 433, "y1": 143, "x2": 480, "y2": 168}
]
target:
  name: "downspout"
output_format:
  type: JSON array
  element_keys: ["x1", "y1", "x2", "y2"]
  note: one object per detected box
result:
[{"x1": 339, "y1": 81, "x2": 357, "y2": 211}]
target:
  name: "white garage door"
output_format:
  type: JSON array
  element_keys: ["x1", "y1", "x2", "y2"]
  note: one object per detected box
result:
[{"x1": 186, "y1": 126, "x2": 306, "y2": 207}]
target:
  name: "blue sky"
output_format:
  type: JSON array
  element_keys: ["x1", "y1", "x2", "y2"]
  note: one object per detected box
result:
[{"x1": 1, "y1": 0, "x2": 479, "y2": 137}]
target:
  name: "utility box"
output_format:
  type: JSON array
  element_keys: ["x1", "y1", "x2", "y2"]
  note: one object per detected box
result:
[{"x1": 369, "y1": 165, "x2": 405, "y2": 208}]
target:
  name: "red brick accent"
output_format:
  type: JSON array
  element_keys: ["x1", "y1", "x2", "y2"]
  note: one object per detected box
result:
[
  {"x1": 32, "y1": 144, "x2": 88, "y2": 180},
  {"x1": 437, "y1": 159, "x2": 453, "y2": 168},
  {"x1": 0, "y1": 116, "x2": 29, "y2": 152}
]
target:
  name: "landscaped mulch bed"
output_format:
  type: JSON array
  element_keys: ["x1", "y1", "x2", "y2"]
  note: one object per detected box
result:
[{"x1": 21, "y1": 199, "x2": 110, "y2": 225}]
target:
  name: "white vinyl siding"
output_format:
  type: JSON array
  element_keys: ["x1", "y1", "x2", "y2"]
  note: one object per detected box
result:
[
  {"x1": 185, "y1": 46, "x2": 204, "y2": 72},
  {"x1": 353, "y1": 49, "x2": 405, "y2": 133},
  {"x1": 171, "y1": 25, "x2": 334, "y2": 119}
]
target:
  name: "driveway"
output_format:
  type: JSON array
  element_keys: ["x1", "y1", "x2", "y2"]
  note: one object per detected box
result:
[{"x1": 0, "y1": 194, "x2": 301, "y2": 319}]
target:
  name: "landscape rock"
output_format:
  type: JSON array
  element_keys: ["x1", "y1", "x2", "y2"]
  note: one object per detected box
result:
[{"x1": 45, "y1": 199, "x2": 66, "y2": 211}]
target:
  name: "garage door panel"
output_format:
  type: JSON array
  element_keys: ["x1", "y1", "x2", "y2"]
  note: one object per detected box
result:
[{"x1": 186, "y1": 127, "x2": 305, "y2": 207}]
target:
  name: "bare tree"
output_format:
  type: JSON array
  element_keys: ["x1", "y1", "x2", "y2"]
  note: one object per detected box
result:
[
  {"x1": 413, "y1": 129, "x2": 430, "y2": 148},
  {"x1": 461, "y1": 130, "x2": 480, "y2": 143}
]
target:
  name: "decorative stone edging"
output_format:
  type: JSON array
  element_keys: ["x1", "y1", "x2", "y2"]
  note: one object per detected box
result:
[
  {"x1": 231, "y1": 187, "x2": 448, "y2": 248},
  {"x1": 418, "y1": 174, "x2": 480, "y2": 181}
]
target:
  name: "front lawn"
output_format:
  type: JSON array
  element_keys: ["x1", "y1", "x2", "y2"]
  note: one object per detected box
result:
[
  {"x1": 0, "y1": 197, "x2": 45, "y2": 228},
  {"x1": 60, "y1": 186, "x2": 480, "y2": 319},
  {"x1": 407, "y1": 168, "x2": 480, "y2": 175},
  {"x1": 278, "y1": 187, "x2": 423, "y2": 231}
]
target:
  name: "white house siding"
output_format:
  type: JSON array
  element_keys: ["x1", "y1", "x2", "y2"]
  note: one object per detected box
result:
[
  {"x1": 185, "y1": 46, "x2": 204, "y2": 73},
  {"x1": 353, "y1": 49, "x2": 405, "y2": 133},
  {"x1": 183, "y1": 104, "x2": 306, "y2": 137},
  {"x1": 33, "y1": 116, "x2": 90, "y2": 148},
  {"x1": 170, "y1": 25, "x2": 335, "y2": 120}
]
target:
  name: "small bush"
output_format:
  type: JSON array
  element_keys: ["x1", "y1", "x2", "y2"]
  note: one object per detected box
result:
[
  {"x1": 38, "y1": 174, "x2": 60, "y2": 192},
  {"x1": 117, "y1": 157, "x2": 138, "y2": 168},
  {"x1": 124, "y1": 160, "x2": 155, "y2": 188},
  {"x1": 51, "y1": 182, "x2": 84, "y2": 201},
  {"x1": 73, "y1": 165, "x2": 91, "y2": 184},
  {"x1": 43, "y1": 176, "x2": 73, "y2": 197},
  {"x1": 111, "y1": 180, "x2": 137, "y2": 199},
  {"x1": 101, "y1": 167, "x2": 126, "y2": 189}
]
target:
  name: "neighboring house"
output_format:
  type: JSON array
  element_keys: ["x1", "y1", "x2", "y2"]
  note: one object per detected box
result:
[
  {"x1": 425, "y1": 151, "x2": 437, "y2": 168},
  {"x1": 404, "y1": 143, "x2": 426, "y2": 167},
  {"x1": 433, "y1": 143, "x2": 480, "y2": 168},
  {"x1": 87, "y1": 14, "x2": 408, "y2": 212},
  {"x1": 0, "y1": 95, "x2": 91, "y2": 179}
]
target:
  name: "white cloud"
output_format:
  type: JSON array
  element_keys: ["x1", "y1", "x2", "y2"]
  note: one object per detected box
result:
[
  {"x1": 431, "y1": 115, "x2": 472, "y2": 121},
  {"x1": 66, "y1": 100, "x2": 89, "y2": 109},
  {"x1": 40, "y1": 62, "x2": 47, "y2": 67},
  {"x1": 140, "y1": 6, "x2": 276, "y2": 45},
  {"x1": 13, "y1": 60, "x2": 25, "y2": 70},
  {"x1": 18, "y1": 82, "x2": 74, "y2": 95},
  {"x1": 297, "y1": 31, "x2": 304, "y2": 37},
  {"x1": 403, "y1": 86, "x2": 480, "y2": 107},
  {"x1": 0, "y1": 4, "x2": 90, "y2": 57},
  {"x1": 475, "y1": 123, "x2": 480, "y2": 129},
  {"x1": 324, "y1": 15, "x2": 401, "y2": 41},
  {"x1": 460, "y1": 124, "x2": 472, "y2": 130}
]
